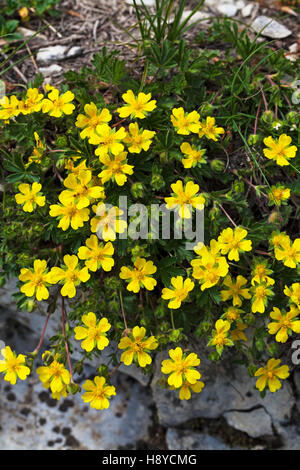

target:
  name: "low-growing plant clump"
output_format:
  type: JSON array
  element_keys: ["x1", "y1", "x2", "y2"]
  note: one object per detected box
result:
[{"x1": 0, "y1": 0, "x2": 300, "y2": 410}]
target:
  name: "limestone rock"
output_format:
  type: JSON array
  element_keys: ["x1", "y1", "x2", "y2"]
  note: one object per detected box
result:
[
  {"x1": 251, "y1": 16, "x2": 292, "y2": 39},
  {"x1": 224, "y1": 408, "x2": 273, "y2": 438}
]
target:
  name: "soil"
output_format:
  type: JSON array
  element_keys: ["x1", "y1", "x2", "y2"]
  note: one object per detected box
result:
[{"x1": 1, "y1": 0, "x2": 299, "y2": 91}]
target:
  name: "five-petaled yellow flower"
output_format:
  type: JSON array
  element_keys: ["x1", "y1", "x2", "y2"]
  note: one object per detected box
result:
[
  {"x1": 75, "y1": 102, "x2": 112, "y2": 140},
  {"x1": 251, "y1": 282, "x2": 274, "y2": 313},
  {"x1": 0, "y1": 95, "x2": 20, "y2": 120},
  {"x1": 19, "y1": 88, "x2": 44, "y2": 115},
  {"x1": 90, "y1": 124, "x2": 127, "y2": 158},
  {"x1": 0, "y1": 346, "x2": 30, "y2": 385},
  {"x1": 217, "y1": 227, "x2": 252, "y2": 261},
  {"x1": 208, "y1": 319, "x2": 233, "y2": 355},
  {"x1": 19, "y1": 259, "x2": 51, "y2": 301},
  {"x1": 90, "y1": 203, "x2": 127, "y2": 241},
  {"x1": 78, "y1": 235, "x2": 114, "y2": 272},
  {"x1": 268, "y1": 306, "x2": 300, "y2": 343},
  {"x1": 180, "y1": 142, "x2": 206, "y2": 168},
  {"x1": 198, "y1": 116, "x2": 225, "y2": 141},
  {"x1": 161, "y1": 276, "x2": 194, "y2": 309},
  {"x1": 191, "y1": 240, "x2": 229, "y2": 291},
  {"x1": 48, "y1": 254, "x2": 90, "y2": 298},
  {"x1": 49, "y1": 195, "x2": 90, "y2": 231},
  {"x1": 124, "y1": 122, "x2": 156, "y2": 153},
  {"x1": 117, "y1": 90, "x2": 156, "y2": 119},
  {"x1": 82, "y1": 376, "x2": 116, "y2": 409},
  {"x1": 74, "y1": 312, "x2": 111, "y2": 352},
  {"x1": 220, "y1": 275, "x2": 251, "y2": 307},
  {"x1": 15, "y1": 182, "x2": 45, "y2": 212},
  {"x1": 59, "y1": 169, "x2": 104, "y2": 209},
  {"x1": 36, "y1": 359, "x2": 71, "y2": 393},
  {"x1": 165, "y1": 180, "x2": 205, "y2": 219},
  {"x1": 274, "y1": 237, "x2": 300, "y2": 269},
  {"x1": 268, "y1": 185, "x2": 290, "y2": 206},
  {"x1": 98, "y1": 151, "x2": 134, "y2": 186},
  {"x1": 42, "y1": 89, "x2": 75, "y2": 117},
  {"x1": 161, "y1": 347, "x2": 201, "y2": 389},
  {"x1": 170, "y1": 107, "x2": 200, "y2": 135},
  {"x1": 263, "y1": 134, "x2": 297, "y2": 166},
  {"x1": 119, "y1": 257, "x2": 157, "y2": 293},
  {"x1": 175, "y1": 379, "x2": 205, "y2": 401},
  {"x1": 255, "y1": 358, "x2": 289, "y2": 392},
  {"x1": 118, "y1": 326, "x2": 158, "y2": 367}
]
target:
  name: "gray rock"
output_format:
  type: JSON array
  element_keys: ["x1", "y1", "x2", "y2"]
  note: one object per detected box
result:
[
  {"x1": 0, "y1": 367, "x2": 154, "y2": 450},
  {"x1": 224, "y1": 408, "x2": 273, "y2": 438},
  {"x1": 36, "y1": 45, "x2": 82, "y2": 64},
  {"x1": 39, "y1": 64, "x2": 63, "y2": 77},
  {"x1": 151, "y1": 352, "x2": 295, "y2": 427},
  {"x1": 241, "y1": 3, "x2": 254, "y2": 17},
  {"x1": 251, "y1": 16, "x2": 292, "y2": 39},
  {"x1": 166, "y1": 428, "x2": 231, "y2": 450},
  {"x1": 217, "y1": 3, "x2": 238, "y2": 17}
]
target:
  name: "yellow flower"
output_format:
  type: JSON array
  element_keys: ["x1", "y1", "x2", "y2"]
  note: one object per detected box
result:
[
  {"x1": 82, "y1": 376, "x2": 116, "y2": 410},
  {"x1": 222, "y1": 306, "x2": 244, "y2": 323},
  {"x1": 268, "y1": 306, "x2": 300, "y2": 343},
  {"x1": 284, "y1": 283, "x2": 300, "y2": 308},
  {"x1": 251, "y1": 283, "x2": 274, "y2": 313},
  {"x1": 48, "y1": 254, "x2": 90, "y2": 298},
  {"x1": 15, "y1": 182, "x2": 45, "y2": 212},
  {"x1": 42, "y1": 381, "x2": 68, "y2": 401},
  {"x1": 170, "y1": 107, "x2": 200, "y2": 135},
  {"x1": 26, "y1": 132, "x2": 45, "y2": 166},
  {"x1": 59, "y1": 169, "x2": 104, "y2": 209},
  {"x1": 180, "y1": 142, "x2": 206, "y2": 168},
  {"x1": 263, "y1": 134, "x2": 297, "y2": 166},
  {"x1": 49, "y1": 196, "x2": 90, "y2": 231},
  {"x1": 0, "y1": 95, "x2": 20, "y2": 120},
  {"x1": 198, "y1": 116, "x2": 225, "y2": 141},
  {"x1": 255, "y1": 358, "x2": 289, "y2": 392},
  {"x1": 161, "y1": 276, "x2": 194, "y2": 309},
  {"x1": 36, "y1": 359, "x2": 70, "y2": 393},
  {"x1": 88, "y1": 123, "x2": 126, "y2": 158},
  {"x1": 176, "y1": 379, "x2": 204, "y2": 400},
  {"x1": 117, "y1": 90, "x2": 156, "y2": 119},
  {"x1": 78, "y1": 235, "x2": 114, "y2": 272},
  {"x1": 217, "y1": 227, "x2": 252, "y2": 261},
  {"x1": 120, "y1": 257, "x2": 157, "y2": 293},
  {"x1": 161, "y1": 347, "x2": 201, "y2": 388},
  {"x1": 274, "y1": 237, "x2": 300, "y2": 268},
  {"x1": 19, "y1": 259, "x2": 51, "y2": 301},
  {"x1": 18, "y1": 88, "x2": 44, "y2": 114},
  {"x1": 230, "y1": 322, "x2": 248, "y2": 342},
  {"x1": 124, "y1": 122, "x2": 156, "y2": 153},
  {"x1": 251, "y1": 260, "x2": 275, "y2": 286},
  {"x1": 165, "y1": 180, "x2": 205, "y2": 219},
  {"x1": 220, "y1": 275, "x2": 251, "y2": 307},
  {"x1": 42, "y1": 89, "x2": 75, "y2": 117},
  {"x1": 98, "y1": 151, "x2": 134, "y2": 186},
  {"x1": 268, "y1": 185, "x2": 290, "y2": 206},
  {"x1": 64, "y1": 157, "x2": 88, "y2": 175},
  {"x1": 191, "y1": 240, "x2": 229, "y2": 291},
  {"x1": 74, "y1": 312, "x2": 111, "y2": 352},
  {"x1": 90, "y1": 203, "x2": 127, "y2": 241},
  {"x1": 118, "y1": 326, "x2": 158, "y2": 367},
  {"x1": 0, "y1": 346, "x2": 30, "y2": 385},
  {"x1": 208, "y1": 319, "x2": 233, "y2": 355},
  {"x1": 75, "y1": 102, "x2": 112, "y2": 140},
  {"x1": 270, "y1": 231, "x2": 290, "y2": 250}
]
